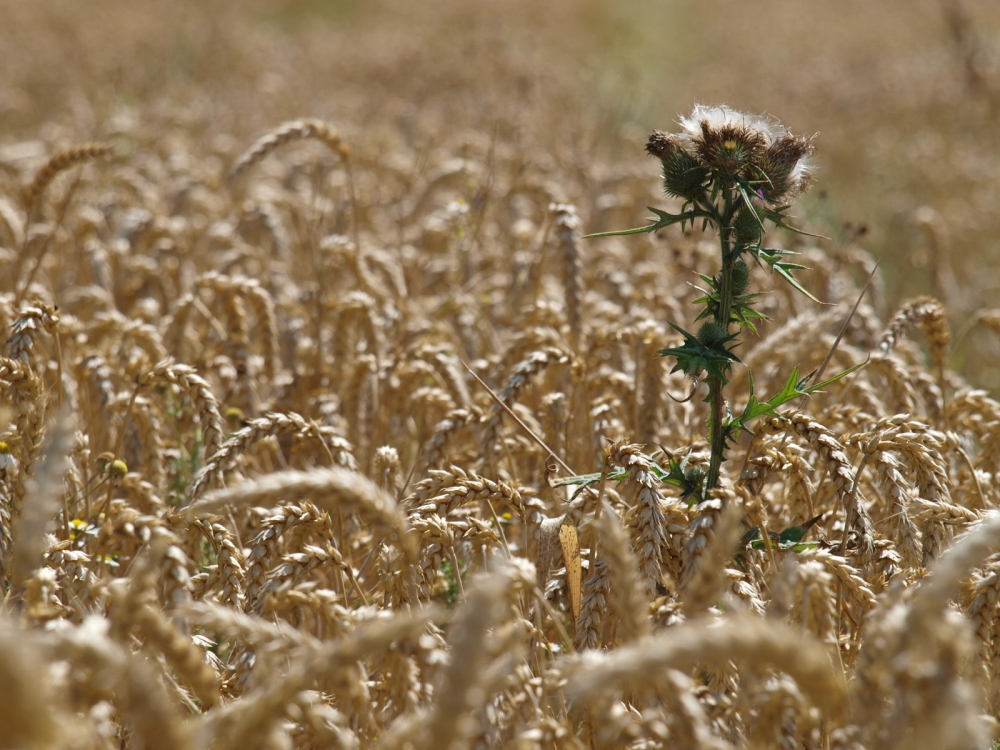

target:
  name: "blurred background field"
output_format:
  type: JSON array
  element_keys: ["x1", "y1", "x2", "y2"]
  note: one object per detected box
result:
[{"x1": 2, "y1": 0, "x2": 1000, "y2": 381}]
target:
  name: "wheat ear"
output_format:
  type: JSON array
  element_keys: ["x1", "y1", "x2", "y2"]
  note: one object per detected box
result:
[
  {"x1": 229, "y1": 119, "x2": 348, "y2": 182},
  {"x1": 189, "y1": 467, "x2": 415, "y2": 563},
  {"x1": 21, "y1": 143, "x2": 112, "y2": 215},
  {"x1": 565, "y1": 614, "x2": 847, "y2": 719}
]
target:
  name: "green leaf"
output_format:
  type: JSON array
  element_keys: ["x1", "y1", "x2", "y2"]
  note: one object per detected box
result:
[
  {"x1": 730, "y1": 302, "x2": 768, "y2": 334},
  {"x1": 551, "y1": 468, "x2": 628, "y2": 488},
  {"x1": 735, "y1": 360, "x2": 867, "y2": 433},
  {"x1": 734, "y1": 183, "x2": 765, "y2": 229},
  {"x1": 740, "y1": 366, "x2": 804, "y2": 424},
  {"x1": 776, "y1": 513, "x2": 826, "y2": 547},
  {"x1": 778, "y1": 525, "x2": 808, "y2": 546},
  {"x1": 740, "y1": 526, "x2": 761, "y2": 546},
  {"x1": 660, "y1": 323, "x2": 741, "y2": 384},
  {"x1": 773, "y1": 261, "x2": 822, "y2": 303},
  {"x1": 584, "y1": 225, "x2": 660, "y2": 238},
  {"x1": 748, "y1": 537, "x2": 820, "y2": 551},
  {"x1": 765, "y1": 204, "x2": 831, "y2": 240},
  {"x1": 807, "y1": 359, "x2": 868, "y2": 391},
  {"x1": 756, "y1": 247, "x2": 821, "y2": 303},
  {"x1": 657, "y1": 453, "x2": 706, "y2": 502},
  {"x1": 585, "y1": 206, "x2": 702, "y2": 239},
  {"x1": 553, "y1": 454, "x2": 677, "y2": 489}
]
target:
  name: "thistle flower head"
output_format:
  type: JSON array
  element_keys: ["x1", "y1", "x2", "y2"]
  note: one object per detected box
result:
[
  {"x1": 646, "y1": 130, "x2": 708, "y2": 201},
  {"x1": 693, "y1": 120, "x2": 766, "y2": 178},
  {"x1": 755, "y1": 133, "x2": 814, "y2": 204},
  {"x1": 733, "y1": 204, "x2": 763, "y2": 246},
  {"x1": 649, "y1": 105, "x2": 814, "y2": 207}
]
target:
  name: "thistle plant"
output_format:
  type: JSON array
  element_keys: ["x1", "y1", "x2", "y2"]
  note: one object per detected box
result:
[{"x1": 591, "y1": 105, "x2": 859, "y2": 499}]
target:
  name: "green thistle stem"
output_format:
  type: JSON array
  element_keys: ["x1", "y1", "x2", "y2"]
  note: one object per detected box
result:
[{"x1": 705, "y1": 188, "x2": 736, "y2": 495}]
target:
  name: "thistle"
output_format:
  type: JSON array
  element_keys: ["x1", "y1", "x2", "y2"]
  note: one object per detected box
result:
[{"x1": 590, "y1": 105, "x2": 858, "y2": 499}]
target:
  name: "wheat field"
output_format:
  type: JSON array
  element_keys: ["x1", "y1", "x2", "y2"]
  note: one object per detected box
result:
[{"x1": 3, "y1": 2, "x2": 1000, "y2": 749}]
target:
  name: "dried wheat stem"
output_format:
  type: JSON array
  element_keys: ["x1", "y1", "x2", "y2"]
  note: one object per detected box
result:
[
  {"x1": 0, "y1": 620, "x2": 59, "y2": 748},
  {"x1": 877, "y1": 296, "x2": 950, "y2": 366},
  {"x1": 575, "y1": 560, "x2": 611, "y2": 650},
  {"x1": 967, "y1": 556, "x2": 1000, "y2": 694},
  {"x1": 5, "y1": 303, "x2": 60, "y2": 364},
  {"x1": 408, "y1": 472, "x2": 523, "y2": 519},
  {"x1": 10, "y1": 414, "x2": 71, "y2": 588},
  {"x1": 917, "y1": 510, "x2": 1000, "y2": 616},
  {"x1": 422, "y1": 564, "x2": 527, "y2": 750},
  {"x1": 122, "y1": 655, "x2": 194, "y2": 750},
  {"x1": 87, "y1": 310, "x2": 168, "y2": 369},
  {"x1": 190, "y1": 519, "x2": 246, "y2": 607},
  {"x1": 480, "y1": 346, "x2": 577, "y2": 460},
  {"x1": 0, "y1": 358, "x2": 46, "y2": 524},
  {"x1": 128, "y1": 601, "x2": 220, "y2": 707},
  {"x1": 635, "y1": 323, "x2": 666, "y2": 445},
  {"x1": 877, "y1": 296, "x2": 950, "y2": 410},
  {"x1": 871, "y1": 450, "x2": 923, "y2": 568},
  {"x1": 240, "y1": 502, "x2": 345, "y2": 610},
  {"x1": 420, "y1": 407, "x2": 482, "y2": 469},
  {"x1": 197, "y1": 272, "x2": 280, "y2": 384},
  {"x1": 197, "y1": 607, "x2": 436, "y2": 750}
]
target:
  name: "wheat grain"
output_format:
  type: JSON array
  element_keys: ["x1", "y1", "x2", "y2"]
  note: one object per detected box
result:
[{"x1": 682, "y1": 489, "x2": 744, "y2": 617}]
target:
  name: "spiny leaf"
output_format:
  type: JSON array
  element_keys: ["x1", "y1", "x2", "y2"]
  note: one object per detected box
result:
[
  {"x1": 749, "y1": 538, "x2": 821, "y2": 551},
  {"x1": 737, "y1": 360, "x2": 866, "y2": 430},
  {"x1": 660, "y1": 323, "x2": 741, "y2": 384},
  {"x1": 757, "y1": 247, "x2": 822, "y2": 303},
  {"x1": 659, "y1": 453, "x2": 706, "y2": 502},
  {"x1": 735, "y1": 183, "x2": 765, "y2": 229},
  {"x1": 766, "y1": 204, "x2": 831, "y2": 240},
  {"x1": 584, "y1": 207, "x2": 702, "y2": 238}
]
